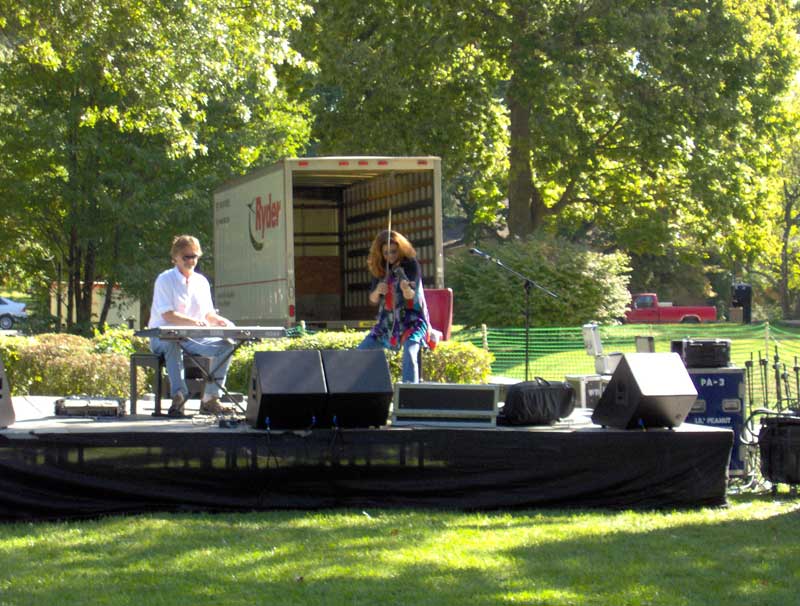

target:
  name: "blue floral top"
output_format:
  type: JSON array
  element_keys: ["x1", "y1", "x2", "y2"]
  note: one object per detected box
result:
[{"x1": 368, "y1": 258, "x2": 430, "y2": 349}]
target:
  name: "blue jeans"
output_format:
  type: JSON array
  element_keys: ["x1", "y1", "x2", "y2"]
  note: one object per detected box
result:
[
  {"x1": 357, "y1": 334, "x2": 421, "y2": 383},
  {"x1": 149, "y1": 337, "x2": 235, "y2": 399}
]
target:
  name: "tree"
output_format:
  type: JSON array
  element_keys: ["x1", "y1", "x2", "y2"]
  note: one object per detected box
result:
[
  {"x1": 299, "y1": 0, "x2": 798, "y2": 249},
  {"x1": 293, "y1": 0, "x2": 509, "y2": 231},
  {"x1": 446, "y1": 235, "x2": 631, "y2": 326},
  {"x1": 0, "y1": 0, "x2": 313, "y2": 330},
  {"x1": 457, "y1": 1, "x2": 797, "y2": 239},
  {"x1": 752, "y1": 86, "x2": 800, "y2": 319}
]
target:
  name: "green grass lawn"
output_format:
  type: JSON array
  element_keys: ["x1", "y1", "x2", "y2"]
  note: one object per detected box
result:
[
  {"x1": 0, "y1": 493, "x2": 798, "y2": 606},
  {"x1": 467, "y1": 323, "x2": 800, "y2": 408}
]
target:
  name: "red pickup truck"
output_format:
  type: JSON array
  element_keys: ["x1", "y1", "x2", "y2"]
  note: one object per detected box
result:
[{"x1": 625, "y1": 293, "x2": 717, "y2": 324}]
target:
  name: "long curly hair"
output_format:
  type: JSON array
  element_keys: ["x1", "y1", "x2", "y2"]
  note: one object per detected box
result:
[{"x1": 366, "y1": 230, "x2": 416, "y2": 278}]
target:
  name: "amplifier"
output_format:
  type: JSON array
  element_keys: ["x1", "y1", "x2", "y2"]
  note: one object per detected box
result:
[
  {"x1": 759, "y1": 415, "x2": 800, "y2": 485},
  {"x1": 671, "y1": 339, "x2": 731, "y2": 368},
  {"x1": 55, "y1": 396, "x2": 126, "y2": 417},
  {"x1": 392, "y1": 383, "x2": 499, "y2": 427},
  {"x1": 687, "y1": 367, "x2": 746, "y2": 475}
]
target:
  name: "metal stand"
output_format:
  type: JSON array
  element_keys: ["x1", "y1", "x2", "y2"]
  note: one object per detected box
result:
[
  {"x1": 470, "y1": 249, "x2": 558, "y2": 381},
  {"x1": 180, "y1": 340, "x2": 248, "y2": 413}
]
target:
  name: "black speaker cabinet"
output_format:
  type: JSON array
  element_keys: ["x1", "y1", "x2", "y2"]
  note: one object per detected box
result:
[
  {"x1": 322, "y1": 349, "x2": 392, "y2": 428},
  {"x1": 0, "y1": 357, "x2": 14, "y2": 428},
  {"x1": 591, "y1": 353, "x2": 697, "y2": 429},
  {"x1": 247, "y1": 351, "x2": 327, "y2": 429},
  {"x1": 759, "y1": 416, "x2": 800, "y2": 485}
]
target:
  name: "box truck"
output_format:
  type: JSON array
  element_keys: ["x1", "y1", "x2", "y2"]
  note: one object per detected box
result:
[{"x1": 213, "y1": 156, "x2": 444, "y2": 327}]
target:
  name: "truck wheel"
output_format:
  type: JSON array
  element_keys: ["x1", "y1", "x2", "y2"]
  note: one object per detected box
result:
[
  {"x1": 680, "y1": 316, "x2": 700, "y2": 323},
  {"x1": 0, "y1": 315, "x2": 13, "y2": 330}
]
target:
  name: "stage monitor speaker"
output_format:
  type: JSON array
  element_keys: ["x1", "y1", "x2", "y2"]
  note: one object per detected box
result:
[
  {"x1": 591, "y1": 352, "x2": 697, "y2": 429},
  {"x1": 321, "y1": 349, "x2": 393, "y2": 428},
  {"x1": 247, "y1": 350, "x2": 327, "y2": 429},
  {"x1": 0, "y1": 357, "x2": 14, "y2": 428}
]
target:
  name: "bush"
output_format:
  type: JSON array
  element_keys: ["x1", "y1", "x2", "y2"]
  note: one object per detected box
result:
[
  {"x1": 420, "y1": 340, "x2": 494, "y2": 383},
  {"x1": 91, "y1": 325, "x2": 144, "y2": 355},
  {"x1": 0, "y1": 329, "x2": 492, "y2": 399},
  {"x1": 226, "y1": 331, "x2": 493, "y2": 392},
  {"x1": 446, "y1": 235, "x2": 631, "y2": 326},
  {"x1": 21, "y1": 350, "x2": 132, "y2": 398},
  {"x1": 0, "y1": 335, "x2": 33, "y2": 395},
  {"x1": 0, "y1": 333, "x2": 133, "y2": 397}
]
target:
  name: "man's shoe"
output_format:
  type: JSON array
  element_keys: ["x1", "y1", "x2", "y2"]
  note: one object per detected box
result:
[
  {"x1": 167, "y1": 392, "x2": 187, "y2": 418},
  {"x1": 199, "y1": 396, "x2": 234, "y2": 415}
]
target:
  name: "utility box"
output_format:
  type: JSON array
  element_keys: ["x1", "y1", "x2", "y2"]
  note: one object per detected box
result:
[{"x1": 213, "y1": 157, "x2": 444, "y2": 327}]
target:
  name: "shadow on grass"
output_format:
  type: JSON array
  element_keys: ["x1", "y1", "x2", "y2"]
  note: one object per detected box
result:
[{"x1": 1, "y1": 500, "x2": 798, "y2": 606}]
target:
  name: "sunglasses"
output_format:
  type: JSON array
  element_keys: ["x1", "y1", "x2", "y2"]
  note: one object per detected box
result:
[{"x1": 182, "y1": 254, "x2": 200, "y2": 261}]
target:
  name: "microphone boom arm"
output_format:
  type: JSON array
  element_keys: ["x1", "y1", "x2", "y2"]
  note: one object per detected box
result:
[
  {"x1": 470, "y1": 248, "x2": 558, "y2": 299},
  {"x1": 469, "y1": 247, "x2": 559, "y2": 381}
]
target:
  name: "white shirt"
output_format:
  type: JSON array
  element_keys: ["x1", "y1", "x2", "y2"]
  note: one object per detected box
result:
[{"x1": 148, "y1": 267, "x2": 215, "y2": 328}]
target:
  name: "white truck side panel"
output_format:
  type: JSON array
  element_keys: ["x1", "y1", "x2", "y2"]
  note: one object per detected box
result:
[
  {"x1": 214, "y1": 156, "x2": 443, "y2": 327},
  {"x1": 213, "y1": 165, "x2": 290, "y2": 325}
]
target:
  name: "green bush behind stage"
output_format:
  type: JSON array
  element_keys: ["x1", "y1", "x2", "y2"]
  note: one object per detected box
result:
[{"x1": 0, "y1": 328, "x2": 494, "y2": 398}]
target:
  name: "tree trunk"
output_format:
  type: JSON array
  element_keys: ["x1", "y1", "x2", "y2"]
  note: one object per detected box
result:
[
  {"x1": 56, "y1": 261, "x2": 63, "y2": 332},
  {"x1": 98, "y1": 282, "x2": 114, "y2": 329},
  {"x1": 780, "y1": 221, "x2": 790, "y2": 318},
  {"x1": 781, "y1": 182, "x2": 799, "y2": 319},
  {"x1": 98, "y1": 226, "x2": 122, "y2": 328},
  {"x1": 77, "y1": 240, "x2": 96, "y2": 327},
  {"x1": 507, "y1": 85, "x2": 534, "y2": 238},
  {"x1": 67, "y1": 227, "x2": 77, "y2": 329}
]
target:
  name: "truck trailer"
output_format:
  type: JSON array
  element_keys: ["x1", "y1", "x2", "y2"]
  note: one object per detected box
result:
[{"x1": 213, "y1": 156, "x2": 444, "y2": 327}]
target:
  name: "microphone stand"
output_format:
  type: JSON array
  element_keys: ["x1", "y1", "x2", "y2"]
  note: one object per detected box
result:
[{"x1": 472, "y1": 250, "x2": 558, "y2": 381}]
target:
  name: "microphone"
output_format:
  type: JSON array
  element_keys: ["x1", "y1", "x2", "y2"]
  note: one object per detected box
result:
[{"x1": 469, "y1": 248, "x2": 491, "y2": 259}]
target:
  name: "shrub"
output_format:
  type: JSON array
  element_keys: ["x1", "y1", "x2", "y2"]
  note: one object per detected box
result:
[
  {"x1": 226, "y1": 331, "x2": 492, "y2": 392},
  {"x1": 0, "y1": 335, "x2": 34, "y2": 395},
  {"x1": 92, "y1": 325, "x2": 140, "y2": 355},
  {"x1": 30, "y1": 332, "x2": 94, "y2": 355},
  {"x1": 446, "y1": 235, "x2": 631, "y2": 326},
  {"x1": 1, "y1": 330, "x2": 492, "y2": 399},
  {"x1": 8, "y1": 333, "x2": 94, "y2": 393},
  {"x1": 23, "y1": 350, "x2": 132, "y2": 398},
  {"x1": 0, "y1": 333, "x2": 132, "y2": 397},
  {"x1": 421, "y1": 340, "x2": 494, "y2": 383},
  {"x1": 1, "y1": 333, "x2": 135, "y2": 397}
]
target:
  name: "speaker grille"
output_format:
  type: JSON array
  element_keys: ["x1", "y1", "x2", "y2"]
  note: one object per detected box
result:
[{"x1": 246, "y1": 351, "x2": 326, "y2": 429}]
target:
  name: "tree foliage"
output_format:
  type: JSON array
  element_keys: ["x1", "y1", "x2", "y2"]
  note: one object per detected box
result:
[
  {"x1": 446, "y1": 236, "x2": 631, "y2": 327},
  {"x1": 2, "y1": 0, "x2": 800, "y2": 328},
  {"x1": 457, "y1": 1, "x2": 799, "y2": 239},
  {"x1": 0, "y1": 0, "x2": 313, "y2": 330},
  {"x1": 745, "y1": 84, "x2": 800, "y2": 319},
  {"x1": 293, "y1": 0, "x2": 509, "y2": 231},
  {"x1": 299, "y1": 0, "x2": 799, "y2": 311}
]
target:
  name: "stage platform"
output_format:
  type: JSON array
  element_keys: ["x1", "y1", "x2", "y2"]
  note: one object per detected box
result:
[{"x1": 0, "y1": 396, "x2": 734, "y2": 521}]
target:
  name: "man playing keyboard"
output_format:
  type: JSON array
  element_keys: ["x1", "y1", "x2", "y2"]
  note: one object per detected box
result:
[{"x1": 148, "y1": 235, "x2": 235, "y2": 417}]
